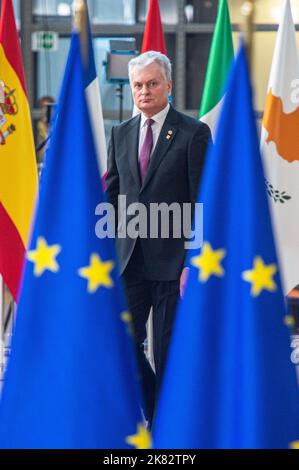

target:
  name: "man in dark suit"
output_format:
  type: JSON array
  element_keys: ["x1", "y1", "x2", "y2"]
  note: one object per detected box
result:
[{"x1": 106, "y1": 51, "x2": 210, "y2": 423}]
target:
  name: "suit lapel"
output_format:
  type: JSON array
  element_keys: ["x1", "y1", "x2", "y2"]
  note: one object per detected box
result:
[
  {"x1": 141, "y1": 106, "x2": 179, "y2": 192},
  {"x1": 125, "y1": 114, "x2": 141, "y2": 188}
]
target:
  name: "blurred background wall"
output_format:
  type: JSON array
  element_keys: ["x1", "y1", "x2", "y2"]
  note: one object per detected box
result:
[{"x1": 4, "y1": 0, "x2": 299, "y2": 143}]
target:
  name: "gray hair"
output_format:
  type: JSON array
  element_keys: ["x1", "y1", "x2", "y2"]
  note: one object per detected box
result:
[{"x1": 128, "y1": 51, "x2": 172, "y2": 82}]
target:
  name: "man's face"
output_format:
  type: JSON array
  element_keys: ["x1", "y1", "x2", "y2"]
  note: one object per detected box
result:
[{"x1": 131, "y1": 62, "x2": 172, "y2": 117}]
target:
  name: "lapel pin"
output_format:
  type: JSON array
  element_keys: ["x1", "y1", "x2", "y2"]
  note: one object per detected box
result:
[{"x1": 166, "y1": 130, "x2": 173, "y2": 140}]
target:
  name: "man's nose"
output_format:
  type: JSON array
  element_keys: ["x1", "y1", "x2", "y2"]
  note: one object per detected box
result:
[{"x1": 140, "y1": 84, "x2": 150, "y2": 94}]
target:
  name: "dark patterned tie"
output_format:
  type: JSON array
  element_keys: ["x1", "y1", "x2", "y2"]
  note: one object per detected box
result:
[{"x1": 139, "y1": 118, "x2": 154, "y2": 183}]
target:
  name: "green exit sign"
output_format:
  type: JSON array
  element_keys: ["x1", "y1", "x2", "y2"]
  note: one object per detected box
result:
[{"x1": 32, "y1": 32, "x2": 58, "y2": 51}]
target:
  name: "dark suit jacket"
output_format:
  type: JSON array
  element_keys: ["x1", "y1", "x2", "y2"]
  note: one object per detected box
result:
[{"x1": 106, "y1": 105, "x2": 211, "y2": 281}]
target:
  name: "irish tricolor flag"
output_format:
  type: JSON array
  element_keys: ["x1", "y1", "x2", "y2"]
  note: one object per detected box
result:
[
  {"x1": 199, "y1": 0, "x2": 233, "y2": 139},
  {"x1": 0, "y1": 0, "x2": 38, "y2": 300},
  {"x1": 261, "y1": 0, "x2": 299, "y2": 294}
]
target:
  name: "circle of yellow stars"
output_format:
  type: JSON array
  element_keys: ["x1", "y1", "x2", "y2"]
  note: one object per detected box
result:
[
  {"x1": 191, "y1": 242, "x2": 278, "y2": 298},
  {"x1": 27, "y1": 237, "x2": 279, "y2": 300},
  {"x1": 26, "y1": 236, "x2": 135, "y2": 341},
  {"x1": 27, "y1": 239, "x2": 148, "y2": 447},
  {"x1": 27, "y1": 236, "x2": 114, "y2": 293}
]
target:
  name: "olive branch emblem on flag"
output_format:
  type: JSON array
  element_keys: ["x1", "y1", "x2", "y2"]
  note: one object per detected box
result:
[{"x1": 265, "y1": 179, "x2": 291, "y2": 204}]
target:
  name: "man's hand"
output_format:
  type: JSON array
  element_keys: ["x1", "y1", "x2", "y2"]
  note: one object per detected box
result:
[{"x1": 180, "y1": 267, "x2": 189, "y2": 299}]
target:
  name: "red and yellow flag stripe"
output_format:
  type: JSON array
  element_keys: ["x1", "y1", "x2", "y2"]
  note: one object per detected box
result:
[{"x1": 0, "y1": 0, "x2": 38, "y2": 299}]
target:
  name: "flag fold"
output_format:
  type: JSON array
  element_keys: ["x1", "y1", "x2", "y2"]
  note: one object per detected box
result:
[
  {"x1": 154, "y1": 44, "x2": 299, "y2": 449},
  {"x1": 261, "y1": 0, "x2": 299, "y2": 294},
  {"x1": 141, "y1": 0, "x2": 166, "y2": 55},
  {"x1": 199, "y1": 0, "x2": 234, "y2": 139},
  {"x1": 0, "y1": 0, "x2": 38, "y2": 299},
  {"x1": 0, "y1": 28, "x2": 147, "y2": 449}
]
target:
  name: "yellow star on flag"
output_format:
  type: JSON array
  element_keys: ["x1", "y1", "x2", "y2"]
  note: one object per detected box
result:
[
  {"x1": 242, "y1": 256, "x2": 277, "y2": 297},
  {"x1": 191, "y1": 242, "x2": 226, "y2": 282},
  {"x1": 27, "y1": 237, "x2": 61, "y2": 277},
  {"x1": 121, "y1": 311, "x2": 134, "y2": 336},
  {"x1": 126, "y1": 423, "x2": 152, "y2": 449},
  {"x1": 290, "y1": 440, "x2": 299, "y2": 449},
  {"x1": 78, "y1": 253, "x2": 114, "y2": 293},
  {"x1": 284, "y1": 315, "x2": 295, "y2": 328}
]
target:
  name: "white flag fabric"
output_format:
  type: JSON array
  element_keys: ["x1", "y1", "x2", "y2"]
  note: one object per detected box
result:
[
  {"x1": 86, "y1": 77, "x2": 107, "y2": 175},
  {"x1": 84, "y1": 16, "x2": 107, "y2": 176},
  {"x1": 261, "y1": 0, "x2": 299, "y2": 294}
]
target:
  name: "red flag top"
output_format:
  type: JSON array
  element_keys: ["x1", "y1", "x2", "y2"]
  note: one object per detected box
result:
[{"x1": 141, "y1": 0, "x2": 167, "y2": 54}]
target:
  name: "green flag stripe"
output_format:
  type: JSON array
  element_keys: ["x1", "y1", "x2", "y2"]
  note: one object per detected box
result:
[{"x1": 199, "y1": 0, "x2": 234, "y2": 118}]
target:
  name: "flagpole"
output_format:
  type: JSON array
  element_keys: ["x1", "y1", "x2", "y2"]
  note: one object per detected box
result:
[
  {"x1": 74, "y1": 0, "x2": 88, "y2": 64},
  {"x1": 74, "y1": 0, "x2": 86, "y2": 27},
  {"x1": 241, "y1": 0, "x2": 255, "y2": 68}
]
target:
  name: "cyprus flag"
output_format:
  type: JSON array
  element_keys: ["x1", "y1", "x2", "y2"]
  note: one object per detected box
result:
[{"x1": 261, "y1": 0, "x2": 299, "y2": 294}]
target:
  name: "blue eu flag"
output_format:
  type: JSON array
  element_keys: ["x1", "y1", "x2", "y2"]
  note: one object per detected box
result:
[
  {"x1": 153, "y1": 44, "x2": 299, "y2": 449},
  {"x1": 0, "y1": 30, "x2": 149, "y2": 449}
]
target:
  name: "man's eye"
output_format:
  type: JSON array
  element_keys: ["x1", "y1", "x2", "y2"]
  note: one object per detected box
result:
[
  {"x1": 134, "y1": 84, "x2": 142, "y2": 89},
  {"x1": 149, "y1": 81, "x2": 157, "y2": 88}
]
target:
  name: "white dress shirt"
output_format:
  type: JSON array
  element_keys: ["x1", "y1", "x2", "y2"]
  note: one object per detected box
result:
[{"x1": 138, "y1": 103, "x2": 170, "y2": 157}]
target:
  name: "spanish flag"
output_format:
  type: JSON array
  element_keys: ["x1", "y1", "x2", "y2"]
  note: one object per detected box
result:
[{"x1": 0, "y1": 0, "x2": 38, "y2": 300}]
